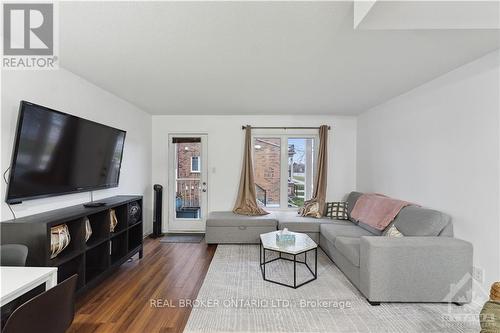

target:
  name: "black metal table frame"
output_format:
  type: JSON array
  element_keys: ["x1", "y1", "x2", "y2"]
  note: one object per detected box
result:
[{"x1": 259, "y1": 240, "x2": 317, "y2": 289}]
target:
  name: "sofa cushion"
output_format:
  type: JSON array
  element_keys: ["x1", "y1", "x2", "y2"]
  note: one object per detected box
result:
[
  {"x1": 275, "y1": 211, "x2": 349, "y2": 233},
  {"x1": 334, "y1": 237, "x2": 361, "y2": 267},
  {"x1": 320, "y1": 223, "x2": 374, "y2": 243},
  {"x1": 393, "y1": 206, "x2": 451, "y2": 236},
  {"x1": 206, "y1": 211, "x2": 278, "y2": 227},
  {"x1": 346, "y1": 191, "x2": 363, "y2": 223},
  {"x1": 439, "y1": 222, "x2": 454, "y2": 237},
  {"x1": 358, "y1": 222, "x2": 383, "y2": 236}
]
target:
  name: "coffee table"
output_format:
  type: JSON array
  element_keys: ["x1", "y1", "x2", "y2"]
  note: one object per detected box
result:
[{"x1": 259, "y1": 231, "x2": 318, "y2": 289}]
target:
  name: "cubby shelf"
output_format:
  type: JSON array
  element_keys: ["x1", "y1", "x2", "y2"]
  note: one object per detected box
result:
[
  {"x1": 110, "y1": 228, "x2": 128, "y2": 238},
  {"x1": 129, "y1": 220, "x2": 142, "y2": 228},
  {"x1": 111, "y1": 232, "x2": 128, "y2": 265},
  {"x1": 128, "y1": 223, "x2": 143, "y2": 251},
  {"x1": 0, "y1": 195, "x2": 143, "y2": 295},
  {"x1": 85, "y1": 237, "x2": 108, "y2": 251},
  {"x1": 49, "y1": 249, "x2": 83, "y2": 267}
]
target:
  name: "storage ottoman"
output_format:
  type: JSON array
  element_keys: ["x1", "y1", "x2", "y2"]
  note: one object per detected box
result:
[{"x1": 205, "y1": 211, "x2": 278, "y2": 244}]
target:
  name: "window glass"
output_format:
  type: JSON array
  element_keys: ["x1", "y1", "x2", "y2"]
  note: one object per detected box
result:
[
  {"x1": 287, "y1": 138, "x2": 314, "y2": 208},
  {"x1": 253, "y1": 138, "x2": 281, "y2": 207},
  {"x1": 253, "y1": 136, "x2": 315, "y2": 209},
  {"x1": 191, "y1": 156, "x2": 200, "y2": 172},
  {"x1": 175, "y1": 142, "x2": 201, "y2": 218}
]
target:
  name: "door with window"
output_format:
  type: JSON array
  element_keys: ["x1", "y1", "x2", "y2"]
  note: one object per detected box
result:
[
  {"x1": 253, "y1": 135, "x2": 317, "y2": 209},
  {"x1": 168, "y1": 134, "x2": 208, "y2": 232}
]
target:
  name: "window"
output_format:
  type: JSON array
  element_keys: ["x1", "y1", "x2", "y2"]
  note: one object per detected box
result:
[
  {"x1": 191, "y1": 156, "x2": 200, "y2": 173},
  {"x1": 253, "y1": 138, "x2": 281, "y2": 207},
  {"x1": 253, "y1": 135, "x2": 316, "y2": 209},
  {"x1": 287, "y1": 138, "x2": 314, "y2": 208}
]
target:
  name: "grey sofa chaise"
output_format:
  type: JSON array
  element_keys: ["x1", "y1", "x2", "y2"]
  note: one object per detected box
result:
[{"x1": 205, "y1": 192, "x2": 473, "y2": 304}]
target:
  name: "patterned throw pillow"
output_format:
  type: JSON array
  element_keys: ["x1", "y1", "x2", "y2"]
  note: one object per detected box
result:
[
  {"x1": 298, "y1": 201, "x2": 322, "y2": 218},
  {"x1": 325, "y1": 202, "x2": 349, "y2": 220},
  {"x1": 384, "y1": 224, "x2": 404, "y2": 237}
]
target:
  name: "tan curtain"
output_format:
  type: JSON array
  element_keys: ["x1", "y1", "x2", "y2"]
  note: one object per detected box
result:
[
  {"x1": 299, "y1": 125, "x2": 328, "y2": 218},
  {"x1": 233, "y1": 126, "x2": 269, "y2": 216}
]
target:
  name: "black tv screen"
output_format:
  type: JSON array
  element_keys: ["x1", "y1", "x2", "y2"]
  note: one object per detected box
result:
[{"x1": 6, "y1": 101, "x2": 126, "y2": 204}]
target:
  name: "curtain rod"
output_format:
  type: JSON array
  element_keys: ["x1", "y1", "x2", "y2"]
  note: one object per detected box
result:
[{"x1": 242, "y1": 125, "x2": 331, "y2": 130}]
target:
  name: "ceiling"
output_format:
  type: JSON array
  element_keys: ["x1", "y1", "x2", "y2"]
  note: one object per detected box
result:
[{"x1": 59, "y1": 1, "x2": 500, "y2": 115}]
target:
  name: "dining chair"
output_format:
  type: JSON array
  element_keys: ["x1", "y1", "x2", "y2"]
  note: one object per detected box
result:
[
  {"x1": 0, "y1": 244, "x2": 28, "y2": 266},
  {"x1": 2, "y1": 274, "x2": 78, "y2": 333}
]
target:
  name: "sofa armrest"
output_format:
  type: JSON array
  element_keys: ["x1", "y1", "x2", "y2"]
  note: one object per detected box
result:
[{"x1": 359, "y1": 236, "x2": 473, "y2": 303}]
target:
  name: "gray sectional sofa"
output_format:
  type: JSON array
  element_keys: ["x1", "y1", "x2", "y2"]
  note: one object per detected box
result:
[{"x1": 205, "y1": 192, "x2": 473, "y2": 304}]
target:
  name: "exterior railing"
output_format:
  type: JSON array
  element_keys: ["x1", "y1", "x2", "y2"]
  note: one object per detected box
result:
[
  {"x1": 176, "y1": 178, "x2": 201, "y2": 208},
  {"x1": 255, "y1": 183, "x2": 267, "y2": 206}
]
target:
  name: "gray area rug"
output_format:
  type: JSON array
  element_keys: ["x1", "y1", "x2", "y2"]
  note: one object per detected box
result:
[
  {"x1": 160, "y1": 234, "x2": 204, "y2": 243},
  {"x1": 184, "y1": 245, "x2": 482, "y2": 333}
]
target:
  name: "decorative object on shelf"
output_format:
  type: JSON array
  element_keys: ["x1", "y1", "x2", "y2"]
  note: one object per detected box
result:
[
  {"x1": 109, "y1": 209, "x2": 118, "y2": 232},
  {"x1": 50, "y1": 224, "x2": 71, "y2": 259},
  {"x1": 276, "y1": 228, "x2": 296, "y2": 246},
  {"x1": 480, "y1": 282, "x2": 500, "y2": 332},
  {"x1": 128, "y1": 201, "x2": 142, "y2": 225},
  {"x1": 84, "y1": 217, "x2": 92, "y2": 242}
]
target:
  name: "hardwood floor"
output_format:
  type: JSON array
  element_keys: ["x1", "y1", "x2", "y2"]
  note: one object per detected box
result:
[{"x1": 69, "y1": 238, "x2": 217, "y2": 333}]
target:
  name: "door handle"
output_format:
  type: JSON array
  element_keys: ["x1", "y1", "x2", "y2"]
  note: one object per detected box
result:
[{"x1": 202, "y1": 189, "x2": 207, "y2": 193}]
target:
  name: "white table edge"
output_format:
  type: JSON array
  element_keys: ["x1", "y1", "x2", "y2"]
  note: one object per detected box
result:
[
  {"x1": 1, "y1": 267, "x2": 58, "y2": 306},
  {"x1": 260, "y1": 231, "x2": 318, "y2": 255}
]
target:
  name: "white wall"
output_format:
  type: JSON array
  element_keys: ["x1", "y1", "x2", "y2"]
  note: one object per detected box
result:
[
  {"x1": 1, "y1": 69, "x2": 153, "y2": 235},
  {"x1": 357, "y1": 50, "x2": 500, "y2": 289},
  {"x1": 152, "y1": 115, "x2": 357, "y2": 231}
]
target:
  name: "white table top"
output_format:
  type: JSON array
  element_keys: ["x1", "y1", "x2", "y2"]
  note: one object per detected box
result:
[
  {"x1": 1, "y1": 266, "x2": 58, "y2": 306},
  {"x1": 260, "y1": 231, "x2": 317, "y2": 255}
]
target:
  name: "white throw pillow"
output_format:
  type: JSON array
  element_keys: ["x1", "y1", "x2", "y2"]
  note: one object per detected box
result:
[{"x1": 384, "y1": 224, "x2": 404, "y2": 237}]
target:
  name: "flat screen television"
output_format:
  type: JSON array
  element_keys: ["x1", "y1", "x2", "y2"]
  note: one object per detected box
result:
[{"x1": 6, "y1": 101, "x2": 126, "y2": 204}]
